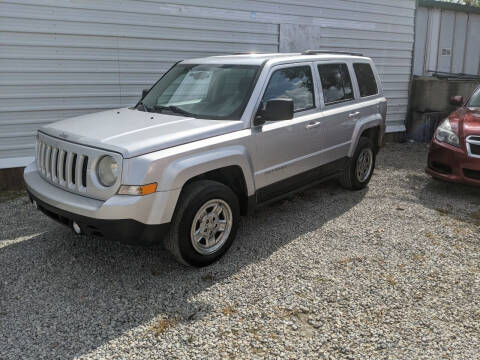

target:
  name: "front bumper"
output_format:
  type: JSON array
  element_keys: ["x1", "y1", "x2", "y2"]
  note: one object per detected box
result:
[
  {"x1": 24, "y1": 162, "x2": 179, "y2": 244},
  {"x1": 29, "y1": 191, "x2": 169, "y2": 245},
  {"x1": 426, "y1": 138, "x2": 480, "y2": 186}
]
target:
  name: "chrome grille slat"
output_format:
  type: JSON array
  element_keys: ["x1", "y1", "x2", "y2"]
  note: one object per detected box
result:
[
  {"x1": 58, "y1": 150, "x2": 66, "y2": 185},
  {"x1": 40, "y1": 142, "x2": 46, "y2": 175},
  {"x1": 66, "y1": 152, "x2": 74, "y2": 188},
  {"x1": 75, "y1": 154, "x2": 83, "y2": 190},
  {"x1": 51, "y1": 148, "x2": 58, "y2": 183},
  {"x1": 35, "y1": 133, "x2": 122, "y2": 200},
  {"x1": 466, "y1": 135, "x2": 480, "y2": 158},
  {"x1": 45, "y1": 145, "x2": 52, "y2": 178}
]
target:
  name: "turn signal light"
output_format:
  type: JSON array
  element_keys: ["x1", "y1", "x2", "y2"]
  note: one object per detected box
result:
[{"x1": 118, "y1": 183, "x2": 157, "y2": 196}]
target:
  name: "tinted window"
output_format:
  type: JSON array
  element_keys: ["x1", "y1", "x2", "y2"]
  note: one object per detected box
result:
[
  {"x1": 318, "y1": 63, "x2": 354, "y2": 105},
  {"x1": 353, "y1": 63, "x2": 378, "y2": 97},
  {"x1": 262, "y1": 66, "x2": 315, "y2": 112}
]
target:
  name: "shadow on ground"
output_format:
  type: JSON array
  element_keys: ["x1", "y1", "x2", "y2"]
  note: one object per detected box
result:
[{"x1": 0, "y1": 179, "x2": 365, "y2": 359}]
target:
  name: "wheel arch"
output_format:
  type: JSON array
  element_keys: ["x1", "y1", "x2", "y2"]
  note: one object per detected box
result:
[
  {"x1": 158, "y1": 146, "x2": 255, "y2": 216},
  {"x1": 348, "y1": 118, "x2": 383, "y2": 157}
]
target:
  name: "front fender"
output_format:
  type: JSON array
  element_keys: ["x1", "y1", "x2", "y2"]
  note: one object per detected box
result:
[{"x1": 157, "y1": 145, "x2": 255, "y2": 195}]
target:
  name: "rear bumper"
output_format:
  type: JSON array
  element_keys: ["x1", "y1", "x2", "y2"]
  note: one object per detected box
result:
[
  {"x1": 28, "y1": 190, "x2": 170, "y2": 245},
  {"x1": 426, "y1": 138, "x2": 480, "y2": 186}
]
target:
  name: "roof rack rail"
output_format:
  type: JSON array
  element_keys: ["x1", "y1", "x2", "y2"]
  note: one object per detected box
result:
[{"x1": 302, "y1": 50, "x2": 364, "y2": 57}]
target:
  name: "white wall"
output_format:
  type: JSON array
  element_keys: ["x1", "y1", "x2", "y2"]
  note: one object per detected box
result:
[{"x1": 0, "y1": 0, "x2": 415, "y2": 168}]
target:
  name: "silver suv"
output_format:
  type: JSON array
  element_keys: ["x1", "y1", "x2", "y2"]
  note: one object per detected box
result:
[{"x1": 24, "y1": 51, "x2": 387, "y2": 267}]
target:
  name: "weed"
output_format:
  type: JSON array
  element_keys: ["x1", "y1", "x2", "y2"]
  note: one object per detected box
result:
[
  {"x1": 222, "y1": 305, "x2": 237, "y2": 316},
  {"x1": 149, "y1": 318, "x2": 176, "y2": 336},
  {"x1": 435, "y1": 208, "x2": 449, "y2": 215},
  {"x1": 386, "y1": 274, "x2": 397, "y2": 286}
]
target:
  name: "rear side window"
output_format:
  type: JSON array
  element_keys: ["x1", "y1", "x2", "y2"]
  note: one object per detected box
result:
[
  {"x1": 353, "y1": 63, "x2": 378, "y2": 97},
  {"x1": 262, "y1": 66, "x2": 315, "y2": 112},
  {"x1": 318, "y1": 63, "x2": 354, "y2": 105}
]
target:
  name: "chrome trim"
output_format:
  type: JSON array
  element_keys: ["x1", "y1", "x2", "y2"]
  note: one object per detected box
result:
[
  {"x1": 36, "y1": 133, "x2": 123, "y2": 200},
  {"x1": 466, "y1": 135, "x2": 480, "y2": 159}
]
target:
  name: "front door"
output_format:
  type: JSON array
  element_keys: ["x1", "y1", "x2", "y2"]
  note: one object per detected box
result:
[{"x1": 253, "y1": 63, "x2": 324, "y2": 202}]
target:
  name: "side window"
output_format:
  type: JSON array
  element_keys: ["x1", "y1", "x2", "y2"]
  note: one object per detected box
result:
[
  {"x1": 353, "y1": 63, "x2": 378, "y2": 97},
  {"x1": 317, "y1": 63, "x2": 354, "y2": 105},
  {"x1": 262, "y1": 66, "x2": 315, "y2": 113}
]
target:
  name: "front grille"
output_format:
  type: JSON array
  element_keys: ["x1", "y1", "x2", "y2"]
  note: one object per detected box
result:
[
  {"x1": 466, "y1": 135, "x2": 480, "y2": 158},
  {"x1": 36, "y1": 132, "x2": 123, "y2": 200},
  {"x1": 37, "y1": 138, "x2": 89, "y2": 193}
]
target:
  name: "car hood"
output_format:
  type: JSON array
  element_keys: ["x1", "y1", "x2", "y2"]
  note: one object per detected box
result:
[
  {"x1": 461, "y1": 108, "x2": 480, "y2": 135},
  {"x1": 40, "y1": 108, "x2": 244, "y2": 158}
]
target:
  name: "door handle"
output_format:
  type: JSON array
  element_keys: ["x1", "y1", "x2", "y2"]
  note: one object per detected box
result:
[
  {"x1": 348, "y1": 111, "x2": 360, "y2": 118},
  {"x1": 306, "y1": 121, "x2": 321, "y2": 129}
]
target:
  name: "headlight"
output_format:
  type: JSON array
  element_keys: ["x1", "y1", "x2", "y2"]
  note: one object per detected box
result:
[
  {"x1": 435, "y1": 118, "x2": 459, "y2": 147},
  {"x1": 97, "y1": 155, "x2": 119, "y2": 187}
]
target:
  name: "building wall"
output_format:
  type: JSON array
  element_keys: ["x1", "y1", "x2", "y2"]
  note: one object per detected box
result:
[
  {"x1": 414, "y1": 3, "x2": 480, "y2": 77},
  {"x1": 0, "y1": 0, "x2": 415, "y2": 169}
]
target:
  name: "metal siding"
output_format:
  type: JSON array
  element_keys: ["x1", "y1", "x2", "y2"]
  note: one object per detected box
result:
[
  {"x1": 413, "y1": 7, "x2": 428, "y2": 76},
  {"x1": 414, "y1": 6, "x2": 480, "y2": 76},
  {"x1": 464, "y1": 14, "x2": 480, "y2": 75},
  {"x1": 437, "y1": 10, "x2": 455, "y2": 73},
  {"x1": 0, "y1": 0, "x2": 415, "y2": 168},
  {"x1": 451, "y1": 12, "x2": 469, "y2": 73}
]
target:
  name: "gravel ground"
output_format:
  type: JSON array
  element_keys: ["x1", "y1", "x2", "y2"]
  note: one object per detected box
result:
[{"x1": 1, "y1": 142, "x2": 480, "y2": 360}]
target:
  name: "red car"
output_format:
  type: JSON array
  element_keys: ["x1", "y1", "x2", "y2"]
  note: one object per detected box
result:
[{"x1": 426, "y1": 86, "x2": 480, "y2": 186}]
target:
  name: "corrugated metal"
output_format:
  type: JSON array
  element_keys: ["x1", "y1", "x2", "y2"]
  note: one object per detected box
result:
[
  {"x1": 0, "y1": 0, "x2": 415, "y2": 168},
  {"x1": 414, "y1": 4, "x2": 480, "y2": 76}
]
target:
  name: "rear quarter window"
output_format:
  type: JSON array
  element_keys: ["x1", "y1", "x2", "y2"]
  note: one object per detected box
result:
[{"x1": 353, "y1": 63, "x2": 378, "y2": 97}]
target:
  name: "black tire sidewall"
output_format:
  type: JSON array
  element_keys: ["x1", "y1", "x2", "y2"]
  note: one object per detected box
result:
[
  {"x1": 350, "y1": 137, "x2": 376, "y2": 189},
  {"x1": 176, "y1": 184, "x2": 240, "y2": 267}
]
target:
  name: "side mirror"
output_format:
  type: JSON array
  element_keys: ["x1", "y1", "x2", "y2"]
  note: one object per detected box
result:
[
  {"x1": 450, "y1": 95, "x2": 463, "y2": 106},
  {"x1": 141, "y1": 88, "x2": 149, "y2": 99},
  {"x1": 254, "y1": 99, "x2": 294, "y2": 126}
]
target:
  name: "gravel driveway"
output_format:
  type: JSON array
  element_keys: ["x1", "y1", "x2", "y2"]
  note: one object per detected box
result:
[{"x1": 1, "y1": 143, "x2": 480, "y2": 359}]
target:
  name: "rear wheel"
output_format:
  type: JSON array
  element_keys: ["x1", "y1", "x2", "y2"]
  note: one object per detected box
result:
[
  {"x1": 340, "y1": 137, "x2": 376, "y2": 190},
  {"x1": 165, "y1": 180, "x2": 240, "y2": 267}
]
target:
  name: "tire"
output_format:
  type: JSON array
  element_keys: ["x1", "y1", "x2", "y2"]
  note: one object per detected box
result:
[
  {"x1": 339, "y1": 137, "x2": 376, "y2": 190},
  {"x1": 165, "y1": 180, "x2": 240, "y2": 267}
]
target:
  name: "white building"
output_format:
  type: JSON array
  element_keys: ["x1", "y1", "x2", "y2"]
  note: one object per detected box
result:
[{"x1": 0, "y1": 0, "x2": 416, "y2": 169}]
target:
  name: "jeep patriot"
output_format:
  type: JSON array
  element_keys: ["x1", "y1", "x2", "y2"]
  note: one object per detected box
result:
[{"x1": 24, "y1": 51, "x2": 387, "y2": 267}]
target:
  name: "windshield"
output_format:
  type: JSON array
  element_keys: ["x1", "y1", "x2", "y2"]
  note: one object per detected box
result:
[
  {"x1": 468, "y1": 88, "x2": 480, "y2": 108},
  {"x1": 139, "y1": 64, "x2": 260, "y2": 120}
]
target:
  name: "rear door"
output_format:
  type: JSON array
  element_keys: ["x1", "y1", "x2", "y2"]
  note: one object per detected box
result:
[{"x1": 316, "y1": 62, "x2": 358, "y2": 164}]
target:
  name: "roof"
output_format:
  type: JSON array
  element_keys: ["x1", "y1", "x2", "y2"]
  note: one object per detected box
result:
[
  {"x1": 182, "y1": 52, "x2": 370, "y2": 66},
  {"x1": 419, "y1": 0, "x2": 480, "y2": 15}
]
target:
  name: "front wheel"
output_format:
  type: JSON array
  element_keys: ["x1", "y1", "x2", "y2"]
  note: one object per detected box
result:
[
  {"x1": 165, "y1": 180, "x2": 240, "y2": 267},
  {"x1": 339, "y1": 137, "x2": 376, "y2": 190}
]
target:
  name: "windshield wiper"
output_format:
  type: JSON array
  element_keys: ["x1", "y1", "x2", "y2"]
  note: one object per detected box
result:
[
  {"x1": 137, "y1": 101, "x2": 152, "y2": 112},
  {"x1": 153, "y1": 105, "x2": 198, "y2": 118}
]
